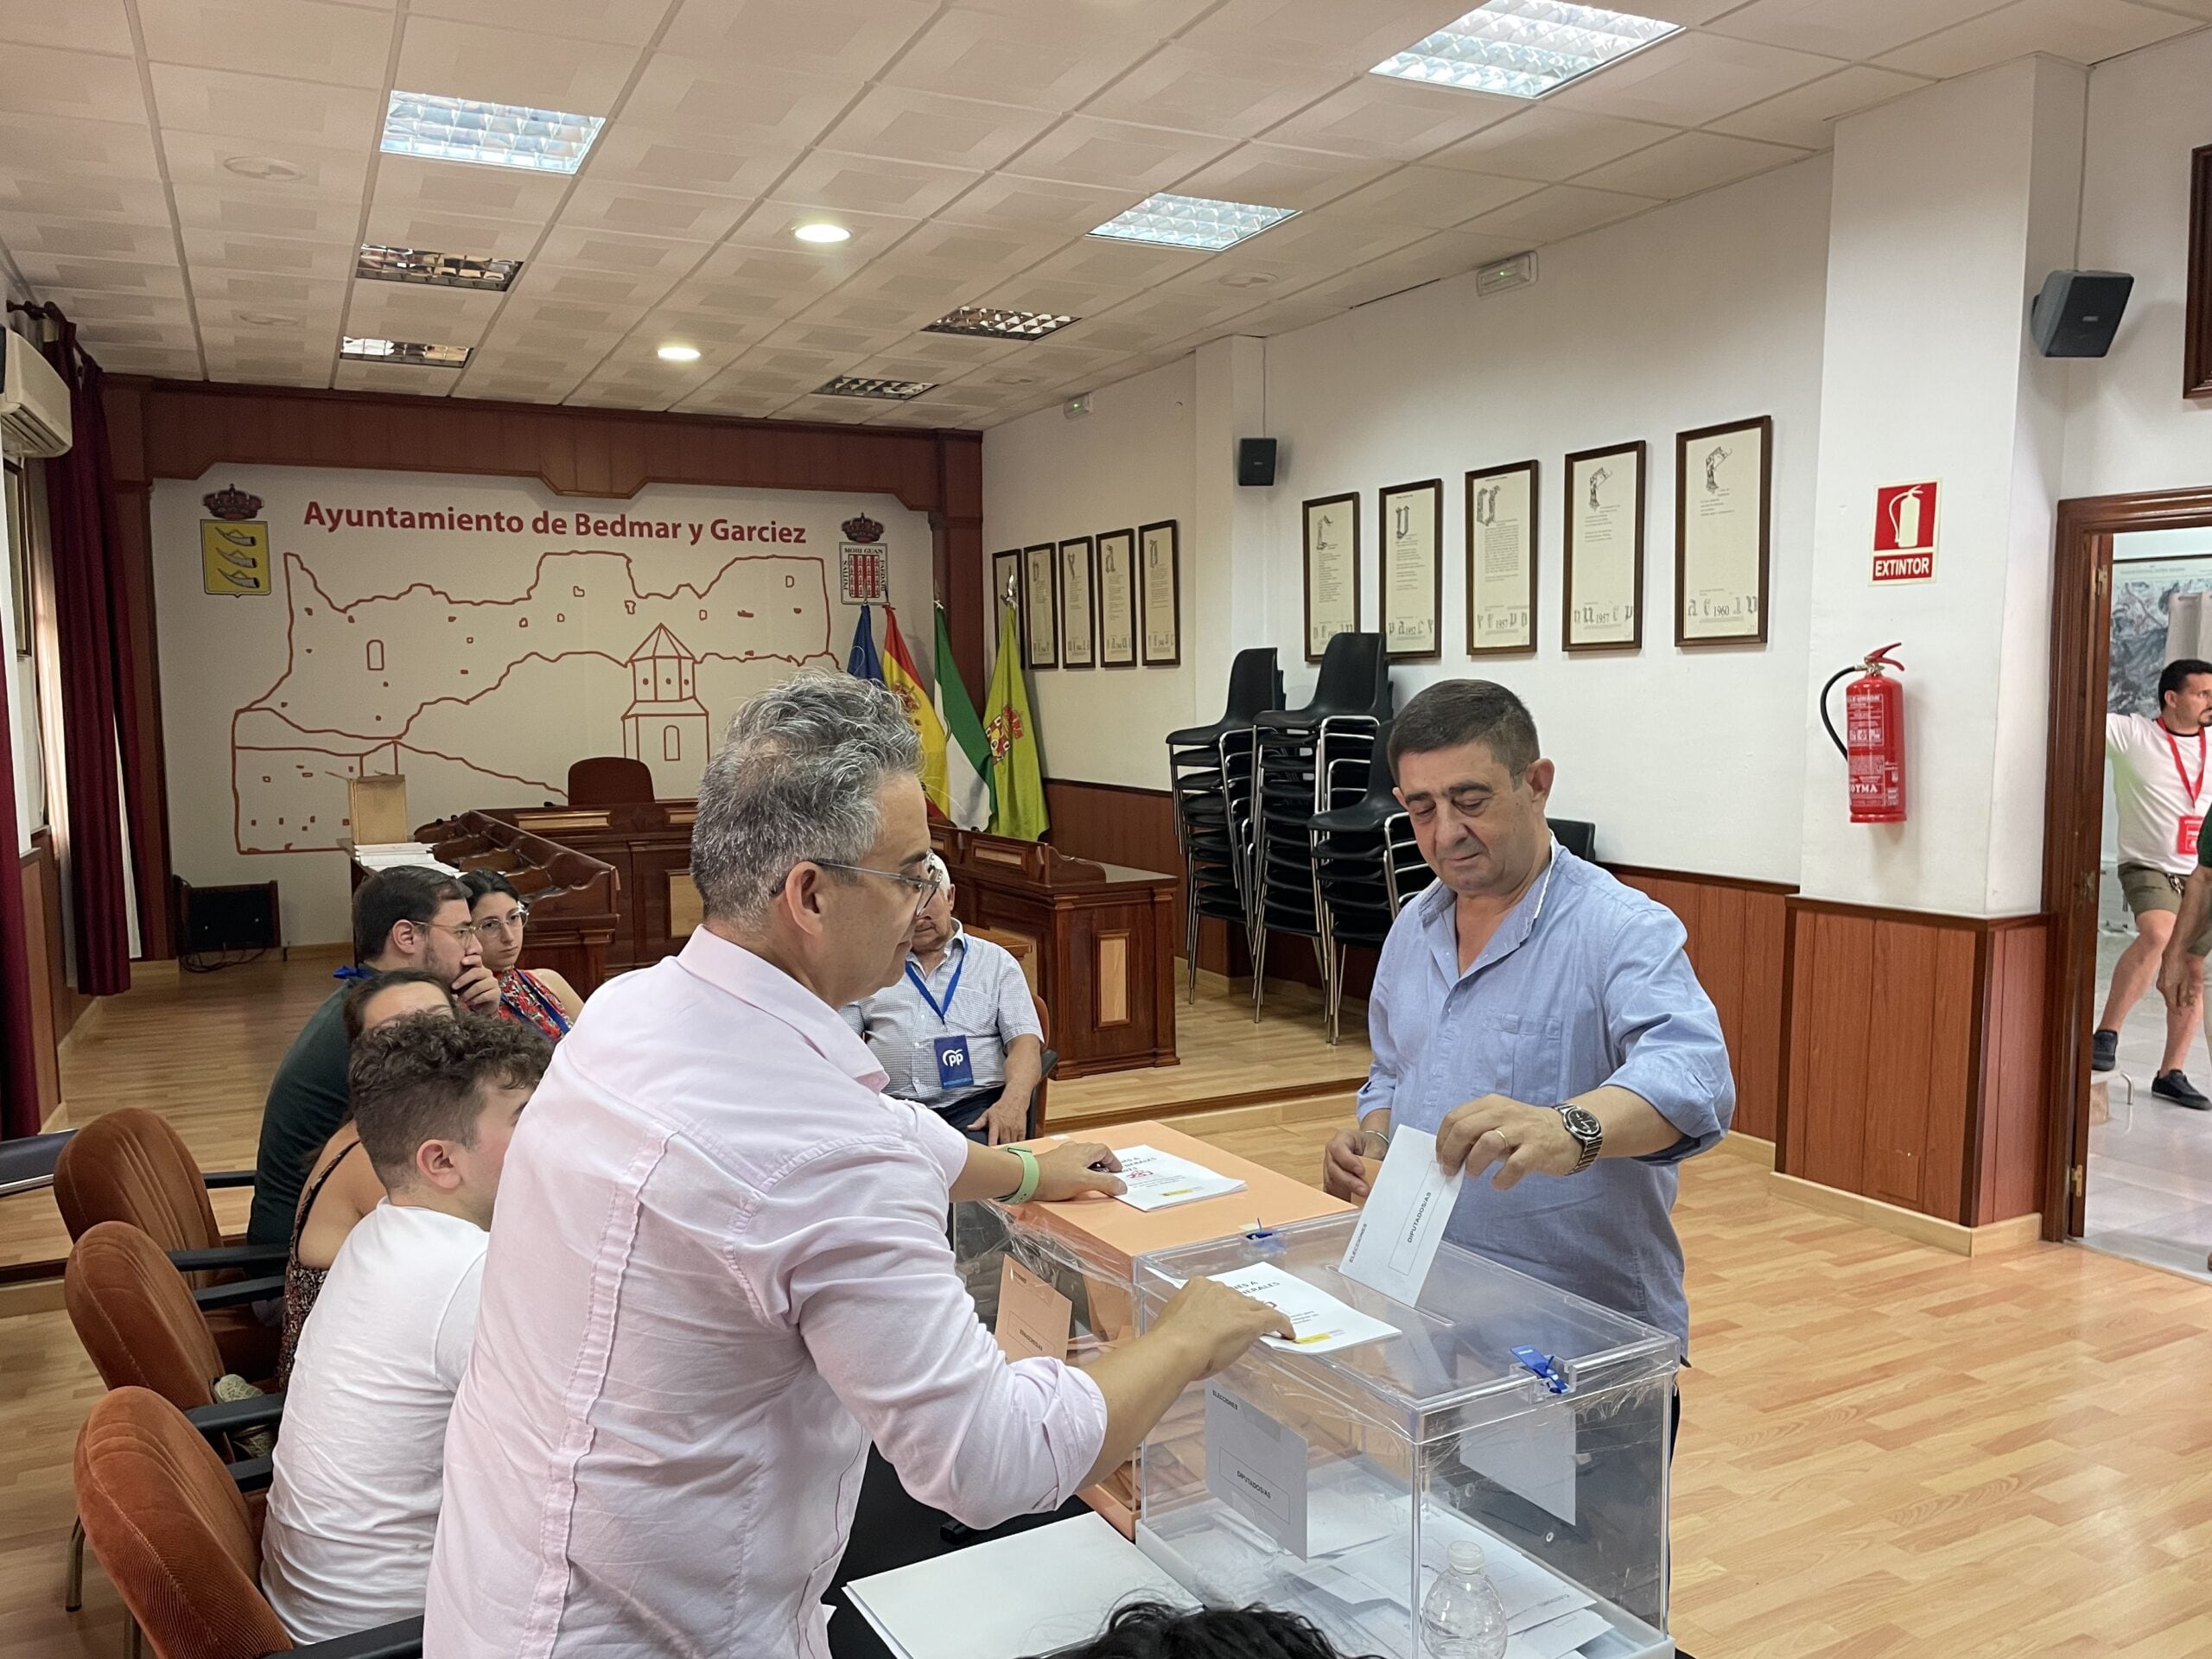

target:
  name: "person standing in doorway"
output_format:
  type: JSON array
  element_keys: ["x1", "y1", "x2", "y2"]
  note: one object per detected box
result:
[{"x1": 2097, "y1": 658, "x2": 2212, "y2": 1107}]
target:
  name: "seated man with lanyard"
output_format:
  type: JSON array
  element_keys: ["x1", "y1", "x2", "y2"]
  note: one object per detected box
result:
[{"x1": 843, "y1": 854, "x2": 1046, "y2": 1145}]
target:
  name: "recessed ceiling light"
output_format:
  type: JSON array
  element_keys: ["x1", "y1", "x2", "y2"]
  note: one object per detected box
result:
[
  {"x1": 341, "y1": 336, "x2": 473, "y2": 368},
  {"x1": 223, "y1": 155, "x2": 305, "y2": 181},
  {"x1": 995, "y1": 372, "x2": 1039, "y2": 385},
  {"x1": 235, "y1": 310, "x2": 302, "y2": 327},
  {"x1": 793, "y1": 222, "x2": 851, "y2": 245},
  {"x1": 657, "y1": 344, "x2": 702, "y2": 363},
  {"x1": 1370, "y1": 1, "x2": 1681, "y2": 100},
  {"x1": 1090, "y1": 193, "x2": 1298, "y2": 252},
  {"x1": 356, "y1": 243, "x2": 522, "y2": 291},
  {"x1": 922, "y1": 305, "x2": 1078, "y2": 340},
  {"x1": 1218, "y1": 271, "x2": 1279, "y2": 289},
  {"x1": 817, "y1": 376, "x2": 935, "y2": 400},
  {"x1": 379, "y1": 92, "x2": 604, "y2": 175}
]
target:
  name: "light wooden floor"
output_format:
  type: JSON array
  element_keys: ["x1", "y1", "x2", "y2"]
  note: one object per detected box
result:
[{"x1": 14, "y1": 957, "x2": 2212, "y2": 1656}]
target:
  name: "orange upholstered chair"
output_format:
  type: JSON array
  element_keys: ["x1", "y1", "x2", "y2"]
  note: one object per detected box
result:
[
  {"x1": 566, "y1": 754, "x2": 655, "y2": 805},
  {"x1": 54, "y1": 1109, "x2": 282, "y2": 1381},
  {"x1": 75, "y1": 1387, "x2": 423, "y2": 1659}
]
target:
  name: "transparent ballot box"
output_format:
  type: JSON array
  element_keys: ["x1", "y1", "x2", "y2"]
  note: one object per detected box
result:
[{"x1": 1133, "y1": 1216, "x2": 1678, "y2": 1659}]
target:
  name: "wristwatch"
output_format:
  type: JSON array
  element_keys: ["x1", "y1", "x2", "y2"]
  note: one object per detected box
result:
[{"x1": 1555, "y1": 1105, "x2": 1603, "y2": 1173}]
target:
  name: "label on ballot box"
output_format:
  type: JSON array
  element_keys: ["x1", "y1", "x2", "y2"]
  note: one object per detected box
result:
[
  {"x1": 1205, "y1": 1382, "x2": 1310, "y2": 1558},
  {"x1": 993, "y1": 1256, "x2": 1073, "y2": 1364}
]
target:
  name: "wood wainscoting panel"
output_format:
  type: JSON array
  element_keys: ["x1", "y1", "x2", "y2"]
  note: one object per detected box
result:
[
  {"x1": 1095, "y1": 931, "x2": 1131, "y2": 1026},
  {"x1": 1975, "y1": 918, "x2": 2050, "y2": 1224},
  {"x1": 667, "y1": 870, "x2": 702, "y2": 940}
]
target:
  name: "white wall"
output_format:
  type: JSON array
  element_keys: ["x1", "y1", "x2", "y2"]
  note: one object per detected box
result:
[
  {"x1": 981, "y1": 357, "x2": 1199, "y2": 791},
  {"x1": 2063, "y1": 28, "x2": 2212, "y2": 499}
]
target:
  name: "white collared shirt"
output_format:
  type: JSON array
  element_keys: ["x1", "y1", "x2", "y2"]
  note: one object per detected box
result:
[{"x1": 424, "y1": 927, "x2": 1108, "y2": 1659}]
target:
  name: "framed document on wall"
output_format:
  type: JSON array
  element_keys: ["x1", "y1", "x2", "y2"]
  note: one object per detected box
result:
[
  {"x1": 1021, "y1": 542, "x2": 1058, "y2": 669},
  {"x1": 1302, "y1": 492, "x2": 1360, "y2": 662},
  {"x1": 1562, "y1": 442, "x2": 1644, "y2": 652},
  {"x1": 992, "y1": 548, "x2": 1021, "y2": 615},
  {"x1": 1465, "y1": 460, "x2": 1538, "y2": 656},
  {"x1": 1096, "y1": 527, "x2": 1137, "y2": 666},
  {"x1": 1058, "y1": 536, "x2": 1096, "y2": 668},
  {"x1": 1378, "y1": 479, "x2": 1443, "y2": 660},
  {"x1": 1140, "y1": 518, "x2": 1181, "y2": 665},
  {"x1": 1675, "y1": 416, "x2": 1772, "y2": 646}
]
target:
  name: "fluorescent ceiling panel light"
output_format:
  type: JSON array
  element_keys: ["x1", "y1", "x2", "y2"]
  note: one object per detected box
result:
[
  {"x1": 356, "y1": 243, "x2": 522, "y2": 291},
  {"x1": 1089, "y1": 193, "x2": 1297, "y2": 252},
  {"x1": 817, "y1": 376, "x2": 935, "y2": 400},
  {"x1": 657, "y1": 344, "x2": 702, "y2": 362},
  {"x1": 340, "y1": 336, "x2": 473, "y2": 367},
  {"x1": 1370, "y1": 0, "x2": 1681, "y2": 99},
  {"x1": 379, "y1": 92, "x2": 604, "y2": 174},
  {"x1": 793, "y1": 222, "x2": 851, "y2": 245},
  {"x1": 922, "y1": 306, "x2": 1077, "y2": 340}
]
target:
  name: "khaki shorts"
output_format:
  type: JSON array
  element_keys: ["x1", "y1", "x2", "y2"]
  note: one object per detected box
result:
[{"x1": 2119, "y1": 861, "x2": 2212, "y2": 953}]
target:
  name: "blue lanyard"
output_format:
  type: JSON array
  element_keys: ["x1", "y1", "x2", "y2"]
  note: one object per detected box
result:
[{"x1": 904, "y1": 948, "x2": 965, "y2": 1027}]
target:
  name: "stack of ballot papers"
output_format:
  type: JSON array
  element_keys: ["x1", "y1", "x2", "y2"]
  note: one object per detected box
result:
[
  {"x1": 352, "y1": 842, "x2": 459, "y2": 875},
  {"x1": 1110, "y1": 1144, "x2": 1247, "y2": 1211}
]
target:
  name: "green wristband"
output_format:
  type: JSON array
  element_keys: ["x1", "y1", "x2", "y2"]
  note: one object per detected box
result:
[{"x1": 1000, "y1": 1147, "x2": 1042, "y2": 1205}]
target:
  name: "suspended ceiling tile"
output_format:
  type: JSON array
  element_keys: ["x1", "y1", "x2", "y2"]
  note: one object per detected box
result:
[
  {"x1": 1574, "y1": 130, "x2": 1811, "y2": 197},
  {"x1": 579, "y1": 124, "x2": 800, "y2": 200},
  {"x1": 1427, "y1": 107, "x2": 1676, "y2": 183},
  {"x1": 393, "y1": 15, "x2": 642, "y2": 113},
  {"x1": 40, "y1": 291, "x2": 194, "y2": 324},
  {"x1": 1218, "y1": 204, "x2": 1427, "y2": 268},
  {"x1": 1176, "y1": 0, "x2": 1485, "y2": 72},
  {"x1": 409, "y1": 0, "x2": 671, "y2": 47},
  {"x1": 869, "y1": 333, "x2": 1025, "y2": 375},
  {"x1": 0, "y1": 0, "x2": 134, "y2": 53},
  {"x1": 676, "y1": 239, "x2": 857, "y2": 304},
  {"x1": 10, "y1": 251, "x2": 188, "y2": 296},
  {"x1": 531, "y1": 223, "x2": 708, "y2": 284},
  {"x1": 93, "y1": 346, "x2": 207, "y2": 375},
  {"x1": 792, "y1": 288, "x2": 954, "y2": 334},
  {"x1": 769, "y1": 151, "x2": 982, "y2": 220},
  {"x1": 1326, "y1": 163, "x2": 1542, "y2": 229},
  {"x1": 177, "y1": 226, "x2": 359, "y2": 279},
  {"x1": 814, "y1": 260, "x2": 978, "y2": 325},
  {"x1": 869, "y1": 219, "x2": 1063, "y2": 283},
  {"x1": 1166, "y1": 142, "x2": 1394, "y2": 213},
  {"x1": 207, "y1": 359, "x2": 328, "y2": 386},
  {"x1": 150, "y1": 63, "x2": 384, "y2": 147},
  {"x1": 1260, "y1": 75, "x2": 1521, "y2": 162},
  {"x1": 0, "y1": 113, "x2": 162, "y2": 182},
  {"x1": 1002, "y1": 117, "x2": 1236, "y2": 193},
  {"x1": 1703, "y1": 0, "x2": 2023, "y2": 60},
  {"x1": 616, "y1": 55, "x2": 860, "y2": 150},
  {"x1": 162, "y1": 130, "x2": 372, "y2": 197},
  {"x1": 934, "y1": 173, "x2": 1141, "y2": 238},
  {"x1": 758, "y1": 319, "x2": 916, "y2": 359},
  {"x1": 1873, "y1": 0, "x2": 2199, "y2": 77},
  {"x1": 357, "y1": 203, "x2": 544, "y2": 262},
  {"x1": 332, "y1": 359, "x2": 461, "y2": 395},
  {"x1": 137, "y1": 0, "x2": 397, "y2": 87},
  {"x1": 1210, "y1": 292, "x2": 1347, "y2": 336},
  {"x1": 1460, "y1": 181, "x2": 1662, "y2": 244},
  {"x1": 969, "y1": 270, "x2": 1148, "y2": 323},
  {"x1": 629, "y1": 308, "x2": 780, "y2": 350},
  {"x1": 770, "y1": 393, "x2": 887, "y2": 424},
  {"x1": 660, "y1": 0, "x2": 937, "y2": 77},
  {"x1": 654, "y1": 277, "x2": 820, "y2": 329},
  {"x1": 1081, "y1": 45, "x2": 1345, "y2": 141},
  {"x1": 736, "y1": 343, "x2": 846, "y2": 378},
  {"x1": 530, "y1": 268, "x2": 681, "y2": 308},
  {"x1": 168, "y1": 183, "x2": 364, "y2": 240},
  {"x1": 556, "y1": 178, "x2": 751, "y2": 244},
  {"x1": 0, "y1": 217, "x2": 175, "y2": 266},
  {"x1": 884, "y1": 10, "x2": 1151, "y2": 111},
  {"x1": 343, "y1": 285, "x2": 505, "y2": 337},
  {"x1": 1014, "y1": 233, "x2": 1210, "y2": 297},
  {"x1": 672, "y1": 384, "x2": 798, "y2": 418},
  {"x1": 1547, "y1": 33, "x2": 1847, "y2": 126},
  {"x1": 0, "y1": 46, "x2": 153, "y2": 124},
  {"x1": 495, "y1": 294, "x2": 652, "y2": 336},
  {"x1": 819, "y1": 86, "x2": 1058, "y2": 174},
  {"x1": 1706, "y1": 64, "x2": 1935, "y2": 149},
  {"x1": 370, "y1": 154, "x2": 574, "y2": 226},
  {"x1": 194, "y1": 270, "x2": 349, "y2": 311},
  {"x1": 0, "y1": 175, "x2": 173, "y2": 224}
]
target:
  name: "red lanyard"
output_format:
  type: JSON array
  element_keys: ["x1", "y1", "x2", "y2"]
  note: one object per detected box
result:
[{"x1": 2163, "y1": 724, "x2": 2206, "y2": 807}]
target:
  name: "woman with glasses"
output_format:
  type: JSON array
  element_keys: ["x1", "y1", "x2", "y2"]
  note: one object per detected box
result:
[{"x1": 461, "y1": 870, "x2": 584, "y2": 1042}]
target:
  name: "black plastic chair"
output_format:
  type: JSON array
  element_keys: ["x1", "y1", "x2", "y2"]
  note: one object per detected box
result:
[{"x1": 1166, "y1": 647, "x2": 1284, "y2": 1000}]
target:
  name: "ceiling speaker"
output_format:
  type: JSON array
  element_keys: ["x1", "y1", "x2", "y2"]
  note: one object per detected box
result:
[{"x1": 2030, "y1": 270, "x2": 2133, "y2": 358}]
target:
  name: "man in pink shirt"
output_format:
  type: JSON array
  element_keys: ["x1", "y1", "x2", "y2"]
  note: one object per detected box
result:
[{"x1": 427, "y1": 671, "x2": 1287, "y2": 1658}]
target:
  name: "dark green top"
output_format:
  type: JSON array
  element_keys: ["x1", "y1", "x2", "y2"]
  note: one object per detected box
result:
[{"x1": 246, "y1": 986, "x2": 352, "y2": 1244}]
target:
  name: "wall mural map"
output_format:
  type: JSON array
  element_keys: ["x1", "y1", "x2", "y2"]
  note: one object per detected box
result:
[{"x1": 154, "y1": 469, "x2": 932, "y2": 944}]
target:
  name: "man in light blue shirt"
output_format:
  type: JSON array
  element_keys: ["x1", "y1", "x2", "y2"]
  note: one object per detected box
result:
[{"x1": 1322, "y1": 680, "x2": 1732, "y2": 1354}]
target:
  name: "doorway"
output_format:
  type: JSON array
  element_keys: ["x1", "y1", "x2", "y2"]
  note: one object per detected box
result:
[{"x1": 2044, "y1": 487, "x2": 2212, "y2": 1250}]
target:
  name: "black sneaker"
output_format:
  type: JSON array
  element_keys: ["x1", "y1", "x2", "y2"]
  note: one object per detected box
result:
[
  {"x1": 2153, "y1": 1070, "x2": 2211, "y2": 1109},
  {"x1": 2092, "y1": 1028, "x2": 2119, "y2": 1072}
]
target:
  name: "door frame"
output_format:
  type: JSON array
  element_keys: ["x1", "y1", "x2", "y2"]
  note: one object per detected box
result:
[{"x1": 2042, "y1": 486, "x2": 2212, "y2": 1239}]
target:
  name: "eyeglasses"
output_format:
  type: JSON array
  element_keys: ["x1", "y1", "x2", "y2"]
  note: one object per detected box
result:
[
  {"x1": 476, "y1": 906, "x2": 530, "y2": 937},
  {"x1": 812, "y1": 860, "x2": 947, "y2": 917},
  {"x1": 427, "y1": 920, "x2": 481, "y2": 944}
]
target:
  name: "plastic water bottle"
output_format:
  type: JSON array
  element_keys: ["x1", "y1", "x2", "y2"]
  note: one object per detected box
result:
[{"x1": 1420, "y1": 1541, "x2": 1509, "y2": 1658}]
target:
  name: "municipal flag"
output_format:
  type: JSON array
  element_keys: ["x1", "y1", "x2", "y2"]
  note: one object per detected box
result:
[
  {"x1": 933, "y1": 604, "x2": 994, "y2": 830},
  {"x1": 984, "y1": 598, "x2": 1048, "y2": 841}
]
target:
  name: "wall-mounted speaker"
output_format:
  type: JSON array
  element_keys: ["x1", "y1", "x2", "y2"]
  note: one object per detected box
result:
[
  {"x1": 2030, "y1": 270, "x2": 2133, "y2": 358},
  {"x1": 1237, "y1": 437, "x2": 1278, "y2": 486},
  {"x1": 175, "y1": 875, "x2": 284, "y2": 966}
]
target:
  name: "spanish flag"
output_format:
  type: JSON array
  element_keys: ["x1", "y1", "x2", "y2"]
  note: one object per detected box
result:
[{"x1": 880, "y1": 605, "x2": 957, "y2": 822}]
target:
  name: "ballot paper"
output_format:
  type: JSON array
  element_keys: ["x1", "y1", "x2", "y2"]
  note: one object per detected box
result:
[
  {"x1": 1206, "y1": 1261, "x2": 1400, "y2": 1356},
  {"x1": 1111, "y1": 1143, "x2": 1248, "y2": 1212},
  {"x1": 1337, "y1": 1127, "x2": 1463, "y2": 1304}
]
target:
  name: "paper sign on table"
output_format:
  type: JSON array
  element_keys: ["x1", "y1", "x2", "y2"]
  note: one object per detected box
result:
[
  {"x1": 1337, "y1": 1126, "x2": 1463, "y2": 1305},
  {"x1": 1206, "y1": 1261, "x2": 1401, "y2": 1356},
  {"x1": 993, "y1": 1256, "x2": 1072, "y2": 1363},
  {"x1": 1205, "y1": 1382, "x2": 1311, "y2": 1557},
  {"x1": 1111, "y1": 1143, "x2": 1248, "y2": 1212}
]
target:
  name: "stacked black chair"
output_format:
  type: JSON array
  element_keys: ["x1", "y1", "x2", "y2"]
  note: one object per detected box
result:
[
  {"x1": 1249, "y1": 632, "x2": 1392, "y2": 1029},
  {"x1": 1308, "y1": 725, "x2": 1435, "y2": 1042},
  {"x1": 1165, "y1": 647, "x2": 1283, "y2": 1001}
]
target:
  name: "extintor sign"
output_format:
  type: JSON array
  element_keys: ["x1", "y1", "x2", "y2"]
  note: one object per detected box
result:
[{"x1": 1872, "y1": 480, "x2": 1939, "y2": 583}]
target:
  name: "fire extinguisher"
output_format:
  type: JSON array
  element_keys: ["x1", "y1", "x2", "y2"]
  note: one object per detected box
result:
[{"x1": 1821, "y1": 645, "x2": 1906, "y2": 823}]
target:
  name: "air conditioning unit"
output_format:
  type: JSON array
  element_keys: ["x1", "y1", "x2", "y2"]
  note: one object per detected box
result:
[{"x1": 0, "y1": 328, "x2": 72, "y2": 459}]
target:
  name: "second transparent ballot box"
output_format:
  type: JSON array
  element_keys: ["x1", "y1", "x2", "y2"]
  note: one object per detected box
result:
[{"x1": 1133, "y1": 1216, "x2": 1679, "y2": 1659}]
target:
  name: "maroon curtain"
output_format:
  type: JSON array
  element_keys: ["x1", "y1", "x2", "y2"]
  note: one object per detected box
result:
[
  {"x1": 37, "y1": 311, "x2": 140, "y2": 995},
  {"x1": 0, "y1": 630, "x2": 41, "y2": 1139}
]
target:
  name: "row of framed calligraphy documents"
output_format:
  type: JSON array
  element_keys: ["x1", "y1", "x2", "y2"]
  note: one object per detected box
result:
[{"x1": 995, "y1": 521, "x2": 1180, "y2": 671}]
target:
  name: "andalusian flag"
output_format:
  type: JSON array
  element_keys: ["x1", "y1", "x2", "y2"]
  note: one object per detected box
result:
[
  {"x1": 880, "y1": 605, "x2": 958, "y2": 823},
  {"x1": 932, "y1": 604, "x2": 994, "y2": 830},
  {"x1": 984, "y1": 598, "x2": 1048, "y2": 841}
]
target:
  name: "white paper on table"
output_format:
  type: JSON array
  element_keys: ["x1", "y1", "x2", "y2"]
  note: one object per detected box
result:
[
  {"x1": 1205, "y1": 1382, "x2": 1311, "y2": 1558},
  {"x1": 1203, "y1": 1261, "x2": 1401, "y2": 1356},
  {"x1": 842, "y1": 1512, "x2": 1195, "y2": 1659},
  {"x1": 1456, "y1": 1400, "x2": 1579, "y2": 1526},
  {"x1": 1505, "y1": 1607, "x2": 1613, "y2": 1659},
  {"x1": 1111, "y1": 1143, "x2": 1249, "y2": 1211},
  {"x1": 1337, "y1": 1127, "x2": 1464, "y2": 1304}
]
